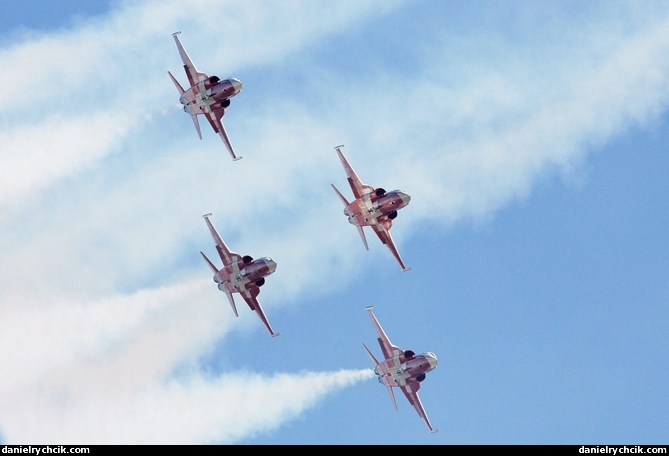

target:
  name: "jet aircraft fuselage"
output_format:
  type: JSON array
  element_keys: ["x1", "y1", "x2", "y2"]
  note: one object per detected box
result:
[
  {"x1": 363, "y1": 306, "x2": 439, "y2": 432},
  {"x1": 373, "y1": 350, "x2": 438, "y2": 388},
  {"x1": 200, "y1": 214, "x2": 279, "y2": 337},
  {"x1": 179, "y1": 76, "x2": 242, "y2": 117},
  {"x1": 331, "y1": 145, "x2": 412, "y2": 271},
  {"x1": 168, "y1": 32, "x2": 243, "y2": 160},
  {"x1": 344, "y1": 190, "x2": 411, "y2": 227},
  {"x1": 213, "y1": 255, "x2": 277, "y2": 294}
]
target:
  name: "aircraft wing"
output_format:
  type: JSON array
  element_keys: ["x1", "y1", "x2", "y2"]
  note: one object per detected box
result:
[
  {"x1": 400, "y1": 383, "x2": 437, "y2": 433},
  {"x1": 203, "y1": 110, "x2": 240, "y2": 160},
  {"x1": 239, "y1": 287, "x2": 279, "y2": 337},
  {"x1": 370, "y1": 220, "x2": 411, "y2": 271},
  {"x1": 366, "y1": 306, "x2": 402, "y2": 361},
  {"x1": 335, "y1": 145, "x2": 374, "y2": 199},
  {"x1": 172, "y1": 32, "x2": 208, "y2": 88},
  {"x1": 203, "y1": 214, "x2": 241, "y2": 266}
]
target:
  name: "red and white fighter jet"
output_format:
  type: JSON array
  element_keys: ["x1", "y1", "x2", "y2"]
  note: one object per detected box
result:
[
  {"x1": 168, "y1": 32, "x2": 243, "y2": 160},
  {"x1": 363, "y1": 306, "x2": 439, "y2": 433},
  {"x1": 331, "y1": 145, "x2": 412, "y2": 271},
  {"x1": 200, "y1": 214, "x2": 279, "y2": 337}
]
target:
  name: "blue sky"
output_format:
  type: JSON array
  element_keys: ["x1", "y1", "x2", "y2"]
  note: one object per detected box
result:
[{"x1": 0, "y1": 0, "x2": 667, "y2": 444}]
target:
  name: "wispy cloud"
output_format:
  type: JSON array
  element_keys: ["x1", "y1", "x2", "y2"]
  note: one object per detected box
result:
[{"x1": 2, "y1": 0, "x2": 669, "y2": 444}]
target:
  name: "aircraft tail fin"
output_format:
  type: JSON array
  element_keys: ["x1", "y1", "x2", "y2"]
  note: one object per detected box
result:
[
  {"x1": 356, "y1": 225, "x2": 369, "y2": 251},
  {"x1": 386, "y1": 385, "x2": 398, "y2": 411},
  {"x1": 362, "y1": 342, "x2": 380, "y2": 366},
  {"x1": 332, "y1": 183, "x2": 368, "y2": 248},
  {"x1": 167, "y1": 71, "x2": 185, "y2": 95},
  {"x1": 201, "y1": 251, "x2": 238, "y2": 316},
  {"x1": 331, "y1": 184, "x2": 350, "y2": 207},
  {"x1": 191, "y1": 114, "x2": 202, "y2": 139},
  {"x1": 225, "y1": 291, "x2": 239, "y2": 317},
  {"x1": 200, "y1": 251, "x2": 218, "y2": 274},
  {"x1": 362, "y1": 341, "x2": 397, "y2": 410}
]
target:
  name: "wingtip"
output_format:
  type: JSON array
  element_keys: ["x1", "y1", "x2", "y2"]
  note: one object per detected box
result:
[
  {"x1": 172, "y1": 31, "x2": 182, "y2": 37},
  {"x1": 271, "y1": 332, "x2": 281, "y2": 338},
  {"x1": 334, "y1": 144, "x2": 345, "y2": 150},
  {"x1": 202, "y1": 213, "x2": 212, "y2": 218},
  {"x1": 365, "y1": 305, "x2": 375, "y2": 310},
  {"x1": 430, "y1": 429, "x2": 439, "y2": 434},
  {"x1": 233, "y1": 156, "x2": 243, "y2": 161},
  {"x1": 402, "y1": 267, "x2": 412, "y2": 272}
]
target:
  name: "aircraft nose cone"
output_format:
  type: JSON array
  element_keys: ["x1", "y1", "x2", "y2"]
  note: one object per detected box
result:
[
  {"x1": 400, "y1": 191, "x2": 411, "y2": 206},
  {"x1": 266, "y1": 258, "x2": 277, "y2": 274},
  {"x1": 427, "y1": 353, "x2": 438, "y2": 369},
  {"x1": 231, "y1": 78, "x2": 243, "y2": 94}
]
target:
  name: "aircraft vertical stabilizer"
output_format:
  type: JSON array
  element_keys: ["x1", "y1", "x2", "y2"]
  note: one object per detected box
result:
[
  {"x1": 225, "y1": 291, "x2": 239, "y2": 317},
  {"x1": 167, "y1": 71, "x2": 185, "y2": 94},
  {"x1": 191, "y1": 114, "x2": 202, "y2": 139}
]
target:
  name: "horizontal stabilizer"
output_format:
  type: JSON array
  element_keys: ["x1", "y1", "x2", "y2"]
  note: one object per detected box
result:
[
  {"x1": 191, "y1": 114, "x2": 202, "y2": 139},
  {"x1": 167, "y1": 71, "x2": 185, "y2": 95},
  {"x1": 356, "y1": 225, "x2": 369, "y2": 251},
  {"x1": 331, "y1": 184, "x2": 350, "y2": 206},
  {"x1": 200, "y1": 251, "x2": 218, "y2": 274},
  {"x1": 362, "y1": 342, "x2": 380, "y2": 366},
  {"x1": 386, "y1": 386, "x2": 398, "y2": 411},
  {"x1": 225, "y1": 291, "x2": 239, "y2": 317}
]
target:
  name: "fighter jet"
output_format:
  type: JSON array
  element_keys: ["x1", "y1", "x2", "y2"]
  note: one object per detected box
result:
[
  {"x1": 168, "y1": 32, "x2": 243, "y2": 160},
  {"x1": 331, "y1": 145, "x2": 412, "y2": 271},
  {"x1": 200, "y1": 213, "x2": 279, "y2": 337},
  {"x1": 363, "y1": 306, "x2": 439, "y2": 432}
]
